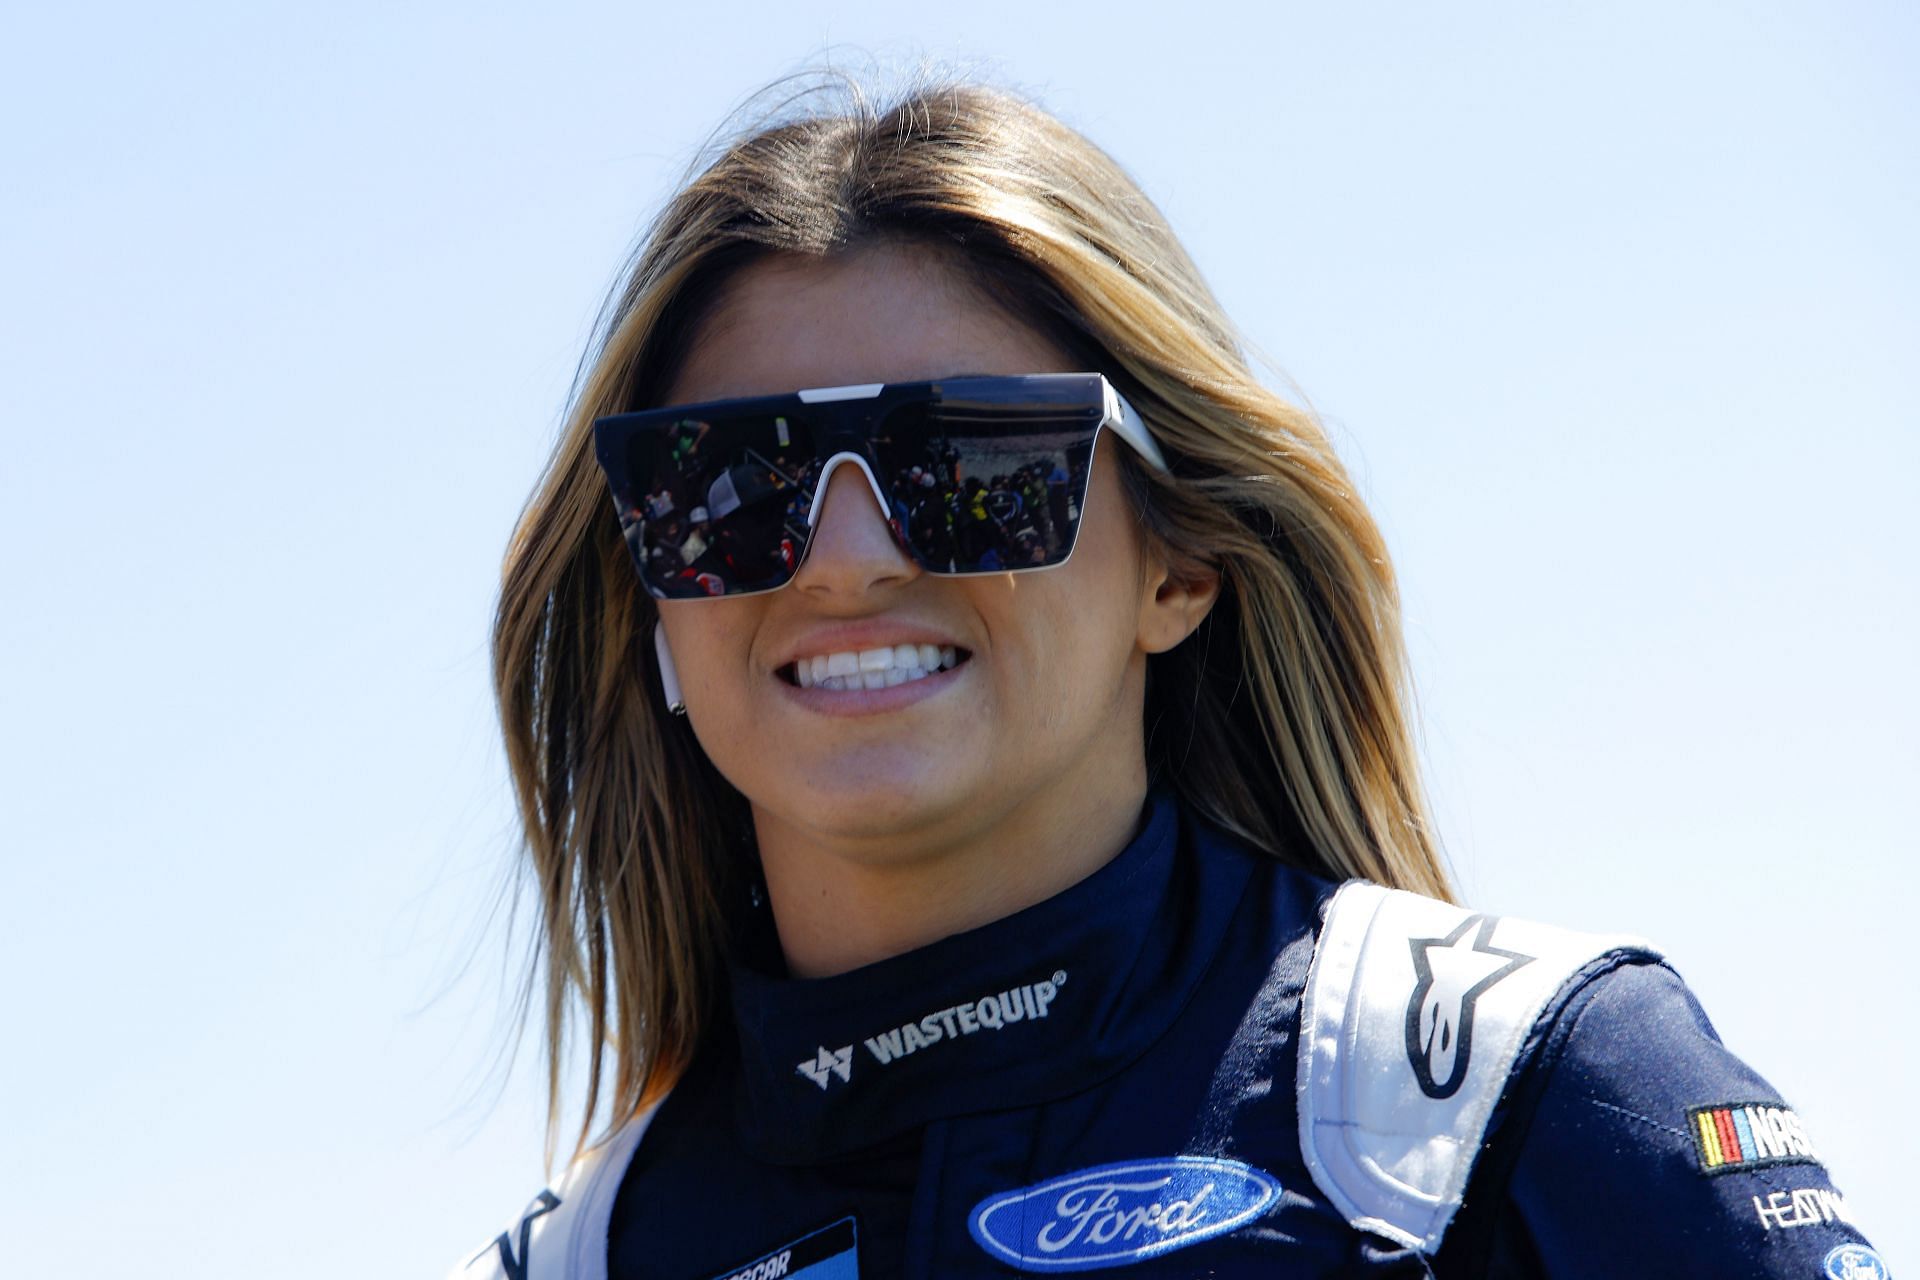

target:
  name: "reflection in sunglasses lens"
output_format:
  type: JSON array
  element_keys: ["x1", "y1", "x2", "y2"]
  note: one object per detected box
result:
[
  {"x1": 875, "y1": 403, "x2": 1095, "y2": 574},
  {"x1": 618, "y1": 414, "x2": 823, "y2": 598}
]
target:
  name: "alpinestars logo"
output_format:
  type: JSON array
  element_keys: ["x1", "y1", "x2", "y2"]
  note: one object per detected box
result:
[
  {"x1": 796, "y1": 1044, "x2": 853, "y2": 1089},
  {"x1": 469, "y1": 1189, "x2": 559, "y2": 1280},
  {"x1": 1404, "y1": 914, "x2": 1533, "y2": 1099}
]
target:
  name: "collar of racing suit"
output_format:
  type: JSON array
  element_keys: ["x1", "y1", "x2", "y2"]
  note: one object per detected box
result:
[{"x1": 724, "y1": 789, "x2": 1257, "y2": 1163}]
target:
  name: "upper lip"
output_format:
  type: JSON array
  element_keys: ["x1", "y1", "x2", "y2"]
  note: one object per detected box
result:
[{"x1": 774, "y1": 622, "x2": 969, "y2": 670}]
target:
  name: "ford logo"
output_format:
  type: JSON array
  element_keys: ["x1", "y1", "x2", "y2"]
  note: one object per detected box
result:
[
  {"x1": 968, "y1": 1156, "x2": 1282, "y2": 1272},
  {"x1": 1824, "y1": 1244, "x2": 1892, "y2": 1280}
]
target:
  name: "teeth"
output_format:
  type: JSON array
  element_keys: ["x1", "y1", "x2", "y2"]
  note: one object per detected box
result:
[{"x1": 788, "y1": 645, "x2": 965, "y2": 692}]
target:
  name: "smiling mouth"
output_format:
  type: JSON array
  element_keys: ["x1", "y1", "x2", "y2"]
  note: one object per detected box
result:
[{"x1": 780, "y1": 643, "x2": 971, "y2": 691}]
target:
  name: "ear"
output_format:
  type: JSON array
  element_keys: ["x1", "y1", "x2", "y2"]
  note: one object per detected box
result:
[{"x1": 1136, "y1": 546, "x2": 1222, "y2": 655}]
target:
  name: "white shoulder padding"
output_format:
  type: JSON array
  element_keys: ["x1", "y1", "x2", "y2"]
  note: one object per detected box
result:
[
  {"x1": 447, "y1": 1103, "x2": 659, "y2": 1280},
  {"x1": 1296, "y1": 881, "x2": 1655, "y2": 1253}
]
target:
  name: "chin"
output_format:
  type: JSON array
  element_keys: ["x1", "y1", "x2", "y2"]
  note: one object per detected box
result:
[{"x1": 772, "y1": 772, "x2": 975, "y2": 844}]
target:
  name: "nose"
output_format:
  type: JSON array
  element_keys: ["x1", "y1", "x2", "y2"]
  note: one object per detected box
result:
[{"x1": 789, "y1": 457, "x2": 920, "y2": 597}]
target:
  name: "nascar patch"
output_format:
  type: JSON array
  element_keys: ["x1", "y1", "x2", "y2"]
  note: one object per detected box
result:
[
  {"x1": 1687, "y1": 1102, "x2": 1819, "y2": 1175},
  {"x1": 704, "y1": 1217, "x2": 857, "y2": 1280}
]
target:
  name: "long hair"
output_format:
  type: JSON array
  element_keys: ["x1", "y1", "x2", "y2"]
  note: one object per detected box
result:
[{"x1": 492, "y1": 78, "x2": 1452, "y2": 1160}]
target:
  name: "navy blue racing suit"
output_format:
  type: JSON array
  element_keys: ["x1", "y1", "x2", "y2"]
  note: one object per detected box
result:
[{"x1": 459, "y1": 792, "x2": 1886, "y2": 1278}]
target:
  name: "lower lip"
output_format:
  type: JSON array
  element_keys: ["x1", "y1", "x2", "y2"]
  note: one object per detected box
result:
[{"x1": 777, "y1": 660, "x2": 968, "y2": 717}]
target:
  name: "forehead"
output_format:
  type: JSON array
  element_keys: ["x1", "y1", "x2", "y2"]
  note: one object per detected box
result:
[{"x1": 664, "y1": 244, "x2": 1078, "y2": 405}]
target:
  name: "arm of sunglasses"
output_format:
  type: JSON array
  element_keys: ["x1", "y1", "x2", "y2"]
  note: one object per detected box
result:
[{"x1": 1104, "y1": 384, "x2": 1170, "y2": 473}]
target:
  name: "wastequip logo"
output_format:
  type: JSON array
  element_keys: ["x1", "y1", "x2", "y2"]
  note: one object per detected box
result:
[
  {"x1": 969, "y1": 1157, "x2": 1281, "y2": 1271},
  {"x1": 795, "y1": 970, "x2": 1067, "y2": 1090}
]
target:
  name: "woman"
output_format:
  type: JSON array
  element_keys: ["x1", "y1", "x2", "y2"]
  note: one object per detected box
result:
[{"x1": 456, "y1": 82, "x2": 1884, "y2": 1278}]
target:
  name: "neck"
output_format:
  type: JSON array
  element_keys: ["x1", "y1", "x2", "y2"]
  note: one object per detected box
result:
[{"x1": 753, "y1": 769, "x2": 1151, "y2": 979}]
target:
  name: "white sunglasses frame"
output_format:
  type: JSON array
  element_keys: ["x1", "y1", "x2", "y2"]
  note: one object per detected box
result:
[{"x1": 777, "y1": 377, "x2": 1167, "y2": 532}]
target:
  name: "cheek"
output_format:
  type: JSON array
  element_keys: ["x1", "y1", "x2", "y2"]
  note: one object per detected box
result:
[{"x1": 994, "y1": 564, "x2": 1145, "y2": 734}]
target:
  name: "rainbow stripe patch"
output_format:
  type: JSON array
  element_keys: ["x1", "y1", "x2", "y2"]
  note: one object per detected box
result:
[{"x1": 1688, "y1": 1102, "x2": 1820, "y2": 1175}]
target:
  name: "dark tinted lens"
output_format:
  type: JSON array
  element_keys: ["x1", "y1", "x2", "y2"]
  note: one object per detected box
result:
[
  {"x1": 607, "y1": 410, "x2": 823, "y2": 598},
  {"x1": 871, "y1": 389, "x2": 1101, "y2": 574}
]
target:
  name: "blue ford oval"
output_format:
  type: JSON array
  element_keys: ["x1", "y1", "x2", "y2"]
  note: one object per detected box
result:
[
  {"x1": 1824, "y1": 1244, "x2": 1892, "y2": 1280},
  {"x1": 968, "y1": 1156, "x2": 1282, "y2": 1272}
]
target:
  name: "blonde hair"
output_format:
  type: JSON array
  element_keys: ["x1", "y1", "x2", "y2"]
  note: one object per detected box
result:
[{"x1": 492, "y1": 79, "x2": 1451, "y2": 1158}]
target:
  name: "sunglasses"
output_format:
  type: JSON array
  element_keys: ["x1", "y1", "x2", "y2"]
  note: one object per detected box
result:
[{"x1": 592, "y1": 373, "x2": 1167, "y2": 599}]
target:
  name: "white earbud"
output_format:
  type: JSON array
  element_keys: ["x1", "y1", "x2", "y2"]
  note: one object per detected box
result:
[{"x1": 654, "y1": 622, "x2": 687, "y2": 716}]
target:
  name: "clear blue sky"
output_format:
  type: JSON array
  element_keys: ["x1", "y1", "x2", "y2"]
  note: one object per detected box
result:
[{"x1": 2, "y1": 2, "x2": 1913, "y2": 1273}]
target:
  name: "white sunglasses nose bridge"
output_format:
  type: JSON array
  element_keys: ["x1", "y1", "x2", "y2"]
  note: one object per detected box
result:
[{"x1": 804, "y1": 452, "x2": 894, "y2": 527}]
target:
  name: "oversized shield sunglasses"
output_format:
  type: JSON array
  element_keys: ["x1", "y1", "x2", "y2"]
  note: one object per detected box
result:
[{"x1": 592, "y1": 373, "x2": 1168, "y2": 599}]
